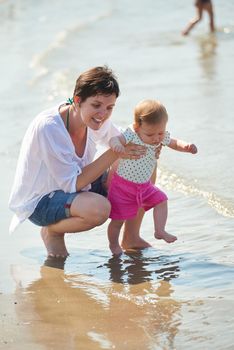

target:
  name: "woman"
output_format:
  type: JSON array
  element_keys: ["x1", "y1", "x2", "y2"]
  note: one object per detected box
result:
[{"x1": 9, "y1": 66, "x2": 147, "y2": 258}]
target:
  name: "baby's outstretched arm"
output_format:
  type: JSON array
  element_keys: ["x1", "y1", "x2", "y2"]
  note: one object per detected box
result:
[
  {"x1": 168, "y1": 138, "x2": 198, "y2": 154},
  {"x1": 109, "y1": 134, "x2": 126, "y2": 153}
]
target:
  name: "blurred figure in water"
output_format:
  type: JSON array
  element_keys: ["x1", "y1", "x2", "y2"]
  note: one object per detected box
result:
[{"x1": 182, "y1": 0, "x2": 215, "y2": 36}]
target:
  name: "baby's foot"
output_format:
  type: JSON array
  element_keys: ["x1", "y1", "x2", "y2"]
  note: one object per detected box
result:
[
  {"x1": 109, "y1": 243, "x2": 123, "y2": 256},
  {"x1": 41, "y1": 227, "x2": 69, "y2": 258},
  {"x1": 121, "y1": 236, "x2": 151, "y2": 251},
  {"x1": 154, "y1": 231, "x2": 177, "y2": 243}
]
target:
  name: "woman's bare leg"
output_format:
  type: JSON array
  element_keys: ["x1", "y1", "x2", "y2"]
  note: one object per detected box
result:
[
  {"x1": 41, "y1": 227, "x2": 68, "y2": 258},
  {"x1": 41, "y1": 192, "x2": 111, "y2": 258}
]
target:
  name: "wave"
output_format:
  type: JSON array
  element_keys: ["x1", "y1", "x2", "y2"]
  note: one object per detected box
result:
[
  {"x1": 158, "y1": 167, "x2": 234, "y2": 218},
  {"x1": 29, "y1": 10, "x2": 113, "y2": 86}
]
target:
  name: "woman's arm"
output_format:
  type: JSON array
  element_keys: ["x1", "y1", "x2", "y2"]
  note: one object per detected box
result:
[
  {"x1": 76, "y1": 149, "x2": 118, "y2": 191},
  {"x1": 76, "y1": 141, "x2": 147, "y2": 191}
]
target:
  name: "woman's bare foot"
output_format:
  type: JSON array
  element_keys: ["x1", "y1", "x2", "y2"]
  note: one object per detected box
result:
[
  {"x1": 109, "y1": 243, "x2": 123, "y2": 256},
  {"x1": 41, "y1": 227, "x2": 69, "y2": 258},
  {"x1": 154, "y1": 231, "x2": 177, "y2": 243},
  {"x1": 121, "y1": 236, "x2": 152, "y2": 251}
]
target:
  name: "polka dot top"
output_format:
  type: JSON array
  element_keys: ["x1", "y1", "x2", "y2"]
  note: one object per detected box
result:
[{"x1": 116, "y1": 126, "x2": 171, "y2": 183}]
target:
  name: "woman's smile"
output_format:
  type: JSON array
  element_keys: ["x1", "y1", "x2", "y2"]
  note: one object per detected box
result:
[
  {"x1": 91, "y1": 116, "x2": 105, "y2": 127},
  {"x1": 80, "y1": 94, "x2": 117, "y2": 130}
]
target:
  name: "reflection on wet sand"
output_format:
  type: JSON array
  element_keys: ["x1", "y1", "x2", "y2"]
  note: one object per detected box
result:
[
  {"x1": 105, "y1": 250, "x2": 180, "y2": 284},
  {"x1": 12, "y1": 251, "x2": 182, "y2": 349},
  {"x1": 197, "y1": 33, "x2": 217, "y2": 79}
]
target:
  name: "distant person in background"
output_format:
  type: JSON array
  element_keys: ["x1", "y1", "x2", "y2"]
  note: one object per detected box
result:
[{"x1": 182, "y1": 0, "x2": 215, "y2": 36}]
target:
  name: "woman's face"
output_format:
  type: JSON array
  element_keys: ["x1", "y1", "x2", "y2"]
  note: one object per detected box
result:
[{"x1": 79, "y1": 94, "x2": 117, "y2": 130}]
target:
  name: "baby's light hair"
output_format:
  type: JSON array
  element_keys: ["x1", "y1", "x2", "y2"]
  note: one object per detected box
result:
[{"x1": 134, "y1": 99, "x2": 168, "y2": 127}]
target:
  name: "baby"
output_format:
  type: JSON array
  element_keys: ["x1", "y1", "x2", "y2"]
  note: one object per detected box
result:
[{"x1": 108, "y1": 99, "x2": 198, "y2": 255}]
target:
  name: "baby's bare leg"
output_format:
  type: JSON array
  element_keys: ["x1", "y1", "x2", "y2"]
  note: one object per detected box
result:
[
  {"x1": 106, "y1": 164, "x2": 151, "y2": 251},
  {"x1": 41, "y1": 192, "x2": 111, "y2": 258},
  {"x1": 122, "y1": 208, "x2": 152, "y2": 250},
  {"x1": 108, "y1": 219, "x2": 124, "y2": 255},
  {"x1": 153, "y1": 201, "x2": 177, "y2": 243}
]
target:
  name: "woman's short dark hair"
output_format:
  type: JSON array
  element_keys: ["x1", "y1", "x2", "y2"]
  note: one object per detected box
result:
[{"x1": 73, "y1": 66, "x2": 120, "y2": 101}]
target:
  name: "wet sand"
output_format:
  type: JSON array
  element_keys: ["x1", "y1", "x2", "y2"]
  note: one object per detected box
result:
[{"x1": 1, "y1": 247, "x2": 234, "y2": 350}]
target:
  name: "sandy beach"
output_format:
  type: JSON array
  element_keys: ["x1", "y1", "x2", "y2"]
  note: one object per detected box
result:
[{"x1": 1, "y1": 0, "x2": 234, "y2": 348}]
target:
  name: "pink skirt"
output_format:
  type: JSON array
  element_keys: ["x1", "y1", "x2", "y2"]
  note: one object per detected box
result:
[{"x1": 108, "y1": 173, "x2": 168, "y2": 220}]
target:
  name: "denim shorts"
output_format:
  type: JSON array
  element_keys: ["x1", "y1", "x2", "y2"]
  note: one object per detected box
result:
[{"x1": 28, "y1": 173, "x2": 107, "y2": 227}]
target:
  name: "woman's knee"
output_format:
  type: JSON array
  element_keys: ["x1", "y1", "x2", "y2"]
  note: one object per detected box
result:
[
  {"x1": 71, "y1": 193, "x2": 111, "y2": 226},
  {"x1": 89, "y1": 198, "x2": 111, "y2": 226}
]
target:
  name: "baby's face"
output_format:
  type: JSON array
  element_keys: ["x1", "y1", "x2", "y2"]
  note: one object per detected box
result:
[{"x1": 136, "y1": 120, "x2": 167, "y2": 145}]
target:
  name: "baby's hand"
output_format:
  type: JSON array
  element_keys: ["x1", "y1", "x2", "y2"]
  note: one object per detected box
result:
[
  {"x1": 112, "y1": 143, "x2": 125, "y2": 153},
  {"x1": 109, "y1": 137, "x2": 125, "y2": 154},
  {"x1": 186, "y1": 143, "x2": 198, "y2": 154}
]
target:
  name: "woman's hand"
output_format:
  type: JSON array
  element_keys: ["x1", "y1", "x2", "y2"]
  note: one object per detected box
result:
[{"x1": 121, "y1": 142, "x2": 146, "y2": 160}]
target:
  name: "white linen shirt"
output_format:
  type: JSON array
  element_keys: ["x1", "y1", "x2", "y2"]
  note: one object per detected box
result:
[
  {"x1": 116, "y1": 126, "x2": 171, "y2": 183},
  {"x1": 8, "y1": 103, "x2": 120, "y2": 232}
]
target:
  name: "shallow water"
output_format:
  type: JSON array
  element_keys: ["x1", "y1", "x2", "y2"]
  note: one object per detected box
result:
[{"x1": 1, "y1": 0, "x2": 234, "y2": 349}]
